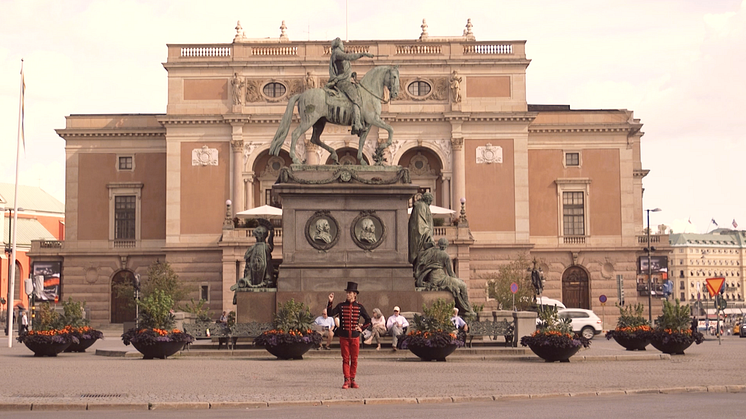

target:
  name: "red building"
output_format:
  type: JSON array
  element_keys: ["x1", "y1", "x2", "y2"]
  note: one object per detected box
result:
[{"x1": 1, "y1": 183, "x2": 65, "y2": 314}]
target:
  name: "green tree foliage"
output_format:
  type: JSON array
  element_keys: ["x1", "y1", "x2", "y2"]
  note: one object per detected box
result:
[
  {"x1": 34, "y1": 302, "x2": 61, "y2": 331},
  {"x1": 180, "y1": 298, "x2": 212, "y2": 322},
  {"x1": 60, "y1": 298, "x2": 89, "y2": 328},
  {"x1": 137, "y1": 289, "x2": 175, "y2": 330},
  {"x1": 485, "y1": 255, "x2": 535, "y2": 310},
  {"x1": 142, "y1": 261, "x2": 191, "y2": 304}
]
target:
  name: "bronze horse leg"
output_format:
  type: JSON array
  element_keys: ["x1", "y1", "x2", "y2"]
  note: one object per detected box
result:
[{"x1": 310, "y1": 119, "x2": 339, "y2": 164}]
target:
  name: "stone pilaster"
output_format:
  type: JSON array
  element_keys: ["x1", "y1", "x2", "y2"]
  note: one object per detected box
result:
[{"x1": 230, "y1": 133, "x2": 244, "y2": 213}]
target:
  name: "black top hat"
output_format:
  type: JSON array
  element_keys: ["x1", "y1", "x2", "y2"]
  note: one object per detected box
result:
[{"x1": 345, "y1": 281, "x2": 359, "y2": 293}]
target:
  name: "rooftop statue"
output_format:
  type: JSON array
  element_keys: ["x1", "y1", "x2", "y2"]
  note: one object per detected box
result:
[{"x1": 269, "y1": 38, "x2": 399, "y2": 166}]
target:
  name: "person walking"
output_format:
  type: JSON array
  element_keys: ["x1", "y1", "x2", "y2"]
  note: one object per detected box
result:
[{"x1": 327, "y1": 282, "x2": 371, "y2": 389}]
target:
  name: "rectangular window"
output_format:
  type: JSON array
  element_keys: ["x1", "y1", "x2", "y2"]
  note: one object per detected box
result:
[
  {"x1": 114, "y1": 196, "x2": 136, "y2": 239},
  {"x1": 679, "y1": 280, "x2": 685, "y2": 289},
  {"x1": 565, "y1": 152, "x2": 580, "y2": 167},
  {"x1": 680, "y1": 292, "x2": 685, "y2": 300},
  {"x1": 200, "y1": 285, "x2": 209, "y2": 302},
  {"x1": 562, "y1": 191, "x2": 585, "y2": 236},
  {"x1": 118, "y1": 156, "x2": 133, "y2": 170}
]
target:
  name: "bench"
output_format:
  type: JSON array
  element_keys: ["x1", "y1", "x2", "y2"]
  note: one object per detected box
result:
[
  {"x1": 465, "y1": 319, "x2": 515, "y2": 347},
  {"x1": 182, "y1": 322, "x2": 273, "y2": 349}
]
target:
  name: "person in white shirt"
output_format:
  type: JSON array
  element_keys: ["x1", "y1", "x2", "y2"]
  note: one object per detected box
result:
[
  {"x1": 314, "y1": 308, "x2": 336, "y2": 350},
  {"x1": 451, "y1": 307, "x2": 468, "y2": 331},
  {"x1": 386, "y1": 306, "x2": 409, "y2": 351}
]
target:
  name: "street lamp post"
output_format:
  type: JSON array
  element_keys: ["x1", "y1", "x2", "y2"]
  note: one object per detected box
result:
[{"x1": 646, "y1": 208, "x2": 661, "y2": 323}]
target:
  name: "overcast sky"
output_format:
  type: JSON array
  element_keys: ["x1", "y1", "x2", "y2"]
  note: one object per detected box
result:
[{"x1": 1, "y1": 0, "x2": 744, "y2": 235}]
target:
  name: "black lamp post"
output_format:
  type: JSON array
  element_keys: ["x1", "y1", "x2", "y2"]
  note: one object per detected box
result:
[{"x1": 645, "y1": 208, "x2": 661, "y2": 323}]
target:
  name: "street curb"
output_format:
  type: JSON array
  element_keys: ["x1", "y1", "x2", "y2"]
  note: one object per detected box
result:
[{"x1": 0, "y1": 383, "x2": 743, "y2": 411}]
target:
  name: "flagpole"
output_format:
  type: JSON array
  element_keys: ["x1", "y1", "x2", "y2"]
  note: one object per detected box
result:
[{"x1": 7, "y1": 59, "x2": 24, "y2": 348}]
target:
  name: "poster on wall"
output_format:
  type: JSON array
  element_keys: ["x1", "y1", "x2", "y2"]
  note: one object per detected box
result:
[
  {"x1": 637, "y1": 256, "x2": 668, "y2": 274},
  {"x1": 31, "y1": 262, "x2": 62, "y2": 302}
]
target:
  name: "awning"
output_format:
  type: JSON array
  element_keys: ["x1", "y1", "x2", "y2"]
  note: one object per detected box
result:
[
  {"x1": 408, "y1": 205, "x2": 457, "y2": 218},
  {"x1": 236, "y1": 205, "x2": 282, "y2": 219}
]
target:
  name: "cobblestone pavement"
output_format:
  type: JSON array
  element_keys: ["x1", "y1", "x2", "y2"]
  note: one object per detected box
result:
[{"x1": 0, "y1": 332, "x2": 744, "y2": 411}]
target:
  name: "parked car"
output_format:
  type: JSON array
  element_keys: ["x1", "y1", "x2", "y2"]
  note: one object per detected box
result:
[
  {"x1": 535, "y1": 297, "x2": 566, "y2": 310},
  {"x1": 739, "y1": 322, "x2": 746, "y2": 338},
  {"x1": 733, "y1": 322, "x2": 741, "y2": 335},
  {"x1": 557, "y1": 308, "x2": 603, "y2": 340}
]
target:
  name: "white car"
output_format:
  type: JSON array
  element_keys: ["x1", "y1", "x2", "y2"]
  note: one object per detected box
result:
[
  {"x1": 558, "y1": 308, "x2": 603, "y2": 340},
  {"x1": 535, "y1": 297, "x2": 566, "y2": 310}
]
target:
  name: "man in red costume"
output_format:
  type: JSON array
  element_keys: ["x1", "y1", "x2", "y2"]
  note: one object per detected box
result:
[{"x1": 327, "y1": 281, "x2": 371, "y2": 389}]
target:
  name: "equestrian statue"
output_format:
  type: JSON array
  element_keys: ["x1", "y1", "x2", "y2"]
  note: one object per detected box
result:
[{"x1": 269, "y1": 37, "x2": 400, "y2": 165}]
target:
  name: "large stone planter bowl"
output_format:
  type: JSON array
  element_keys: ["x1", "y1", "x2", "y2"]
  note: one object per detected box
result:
[
  {"x1": 527, "y1": 343, "x2": 581, "y2": 362},
  {"x1": 65, "y1": 337, "x2": 100, "y2": 353},
  {"x1": 24, "y1": 341, "x2": 71, "y2": 357},
  {"x1": 649, "y1": 337, "x2": 694, "y2": 355},
  {"x1": 262, "y1": 342, "x2": 315, "y2": 360},
  {"x1": 612, "y1": 334, "x2": 649, "y2": 351},
  {"x1": 132, "y1": 341, "x2": 185, "y2": 359},
  {"x1": 408, "y1": 344, "x2": 458, "y2": 361}
]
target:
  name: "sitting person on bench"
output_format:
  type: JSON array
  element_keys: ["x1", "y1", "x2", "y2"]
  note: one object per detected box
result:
[
  {"x1": 451, "y1": 307, "x2": 468, "y2": 343},
  {"x1": 314, "y1": 308, "x2": 336, "y2": 350},
  {"x1": 386, "y1": 306, "x2": 409, "y2": 351}
]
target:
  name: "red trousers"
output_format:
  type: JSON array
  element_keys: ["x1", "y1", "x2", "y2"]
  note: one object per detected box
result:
[{"x1": 339, "y1": 336, "x2": 359, "y2": 379}]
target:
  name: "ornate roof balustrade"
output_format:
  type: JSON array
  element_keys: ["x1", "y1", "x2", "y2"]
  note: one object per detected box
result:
[{"x1": 166, "y1": 40, "x2": 526, "y2": 63}]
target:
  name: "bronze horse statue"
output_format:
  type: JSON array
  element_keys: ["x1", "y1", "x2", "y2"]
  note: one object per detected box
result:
[{"x1": 269, "y1": 65, "x2": 400, "y2": 165}]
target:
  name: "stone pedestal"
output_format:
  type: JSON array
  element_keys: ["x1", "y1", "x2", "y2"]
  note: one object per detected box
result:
[
  {"x1": 235, "y1": 290, "x2": 277, "y2": 323},
  {"x1": 269, "y1": 165, "x2": 428, "y2": 313}
]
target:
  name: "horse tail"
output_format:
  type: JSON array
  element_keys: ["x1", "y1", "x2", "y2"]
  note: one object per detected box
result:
[{"x1": 269, "y1": 94, "x2": 301, "y2": 156}]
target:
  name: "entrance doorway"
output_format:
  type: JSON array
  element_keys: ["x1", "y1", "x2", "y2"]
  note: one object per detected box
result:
[
  {"x1": 110, "y1": 270, "x2": 136, "y2": 323},
  {"x1": 562, "y1": 266, "x2": 590, "y2": 309}
]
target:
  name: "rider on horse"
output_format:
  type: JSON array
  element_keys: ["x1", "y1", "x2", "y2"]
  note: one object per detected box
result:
[{"x1": 326, "y1": 37, "x2": 374, "y2": 136}]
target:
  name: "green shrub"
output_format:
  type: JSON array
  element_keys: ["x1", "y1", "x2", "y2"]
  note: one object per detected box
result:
[
  {"x1": 137, "y1": 290, "x2": 175, "y2": 330},
  {"x1": 273, "y1": 299, "x2": 314, "y2": 332}
]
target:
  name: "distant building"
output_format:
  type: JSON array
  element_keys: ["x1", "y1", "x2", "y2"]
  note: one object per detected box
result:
[
  {"x1": 33, "y1": 22, "x2": 651, "y2": 325},
  {"x1": 1, "y1": 183, "x2": 65, "y2": 311},
  {"x1": 669, "y1": 229, "x2": 746, "y2": 312}
]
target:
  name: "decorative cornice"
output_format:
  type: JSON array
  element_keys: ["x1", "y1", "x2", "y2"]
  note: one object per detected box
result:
[
  {"x1": 55, "y1": 129, "x2": 164, "y2": 138},
  {"x1": 529, "y1": 125, "x2": 633, "y2": 134},
  {"x1": 633, "y1": 169, "x2": 650, "y2": 179}
]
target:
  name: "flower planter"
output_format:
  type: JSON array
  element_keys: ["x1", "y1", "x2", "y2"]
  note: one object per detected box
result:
[
  {"x1": 526, "y1": 343, "x2": 581, "y2": 362},
  {"x1": 132, "y1": 341, "x2": 185, "y2": 359},
  {"x1": 24, "y1": 341, "x2": 71, "y2": 357},
  {"x1": 612, "y1": 334, "x2": 649, "y2": 351},
  {"x1": 64, "y1": 337, "x2": 99, "y2": 353},
  {"x1": 408, "y1": 344, "x2": 458, "y2": 361},
  {"x1": 649, "y1": 337, "x2": 694, "y2": 355},
  {"x1": 262, "y1": 342, "x2": 315, "y2": 360}
]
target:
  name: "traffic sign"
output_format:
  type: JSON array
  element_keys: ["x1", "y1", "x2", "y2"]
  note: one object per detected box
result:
[
  {"x1": 599, "y1": 295, "x2": 607, "y2": 303},
  {"x1": 705, "y1": 277, "x2": 725, "y2": 298},
  {"x1": 510, "y1": 282, "x2": 518, "y2": 294}
]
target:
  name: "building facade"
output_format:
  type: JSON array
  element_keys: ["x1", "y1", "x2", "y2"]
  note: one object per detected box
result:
[
  {"x1": 31, "y1": 22, "x2": 652, "y2": 326},
  {"x1": 668, "y1": 230, "x2": 746, "y2": 314},
  {"x1": 2, "y1": 183, "x2": 65, "y2": 313}
]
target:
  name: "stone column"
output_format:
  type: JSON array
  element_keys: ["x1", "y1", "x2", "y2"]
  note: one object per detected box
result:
[
  {"x1": 305, "y1": 141, "x2": 319, "y2": 165},
  {"x1": 451, "y1": 136, "x2": 465, "y2": 207},
  {"x1": 244, "y1": 173, "x2": 255, "y2": 209},
  {"x1": 440, "y1": 172, "x2": 452, "y2": 209},
  {"x1": 230, "y1": 134, "x2": 244, "y2": 214}
]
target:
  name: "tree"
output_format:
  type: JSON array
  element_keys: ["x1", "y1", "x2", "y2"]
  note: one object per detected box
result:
[{"x1": 485, "y1": 255, "x2": 536, "y2": 311}]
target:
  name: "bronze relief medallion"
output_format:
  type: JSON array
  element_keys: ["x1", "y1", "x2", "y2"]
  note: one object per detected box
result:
[
  {"x1": 305, "y1": 211, "x2": 340, "y2": 251},
  {"x1": 350, "y1": 211, "x2": 385, "y2": 251}
]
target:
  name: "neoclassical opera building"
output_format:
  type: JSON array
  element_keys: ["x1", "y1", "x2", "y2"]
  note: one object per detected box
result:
[{"x1": 31, "y1": 21, "x2": 650, "y2": 325}]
